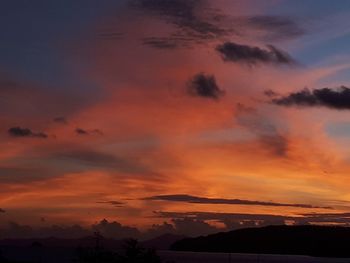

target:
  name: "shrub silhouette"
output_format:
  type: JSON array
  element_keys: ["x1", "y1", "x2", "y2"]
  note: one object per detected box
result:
[
  {"x1": 74, "y1": 238, "x2": 161, "y2": 263},
  {"x1": 115, "y1": 239, "x2": 161, "y2": 263}
]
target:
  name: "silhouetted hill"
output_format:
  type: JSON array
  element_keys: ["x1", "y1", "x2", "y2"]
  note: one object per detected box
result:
[
  {"x1": 0, "y1": 236, "x2": 123, "y2": 250},
  {"x1": 171, "y1": 225, "x2": 350, "y2": 258},
  {"x1": 142, "y1": 233, "x2": 187, "y2": 250}
]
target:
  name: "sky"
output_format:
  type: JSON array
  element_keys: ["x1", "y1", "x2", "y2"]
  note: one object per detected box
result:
[{"x1": 2, "y1": 0, "x2": 350, "y2": 239}]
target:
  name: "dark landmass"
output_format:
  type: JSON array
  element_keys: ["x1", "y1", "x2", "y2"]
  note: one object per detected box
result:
[
  {"x1": 0, "y1": 237, "x2": 123, "y2": 250},
  {"x1": 142, "y1": 233, "x2": 187, "y2": 250},
  {"x1": 0, "y1": 233, "x2": 185, "y2": 250},
  {"x1": 171, "y1": 225, "x2": 350, "y2": 258}
]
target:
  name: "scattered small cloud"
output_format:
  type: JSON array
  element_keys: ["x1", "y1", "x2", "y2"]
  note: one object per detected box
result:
[
  {"x1": 75, "y1": 128, "x2": 103, "y2": 136},
  {"x1": 187, "y1": 73, "x2": 224, "y2": 100},
  {"x1": 8, "y1": 127, "x2": 48, "y2": 138},
  {"x1": 264, "y1": 89, "x2": 279, "y2": 98},
  {"x1": 216, "y1": 42, "x2": 295, "y2": 66},
  {"x1": 75, "y1": 128, "x2": 89, "y2": 135}
]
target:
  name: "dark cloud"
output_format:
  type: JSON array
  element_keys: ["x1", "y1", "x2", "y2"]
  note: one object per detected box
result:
[
  {"x1": 187, "y1": 73, "x2": 224, "y2": 100},
  {"x1": 216, "y1": 42, "x2": 295, "y2": 66},
  {"x1": 96, "y1": 200, "x2": 125, "y2": 207},
  {"x1": 236, "y1": 104, "x2": 288, "y2": 156},
  {"x1": 271, "y1": 86, "x2": 350, "y2": 110},
  {"x1": 134, "y1": 0, "x2": 228, "y2": 40},
  {"x1": 3, "y1": 211, "x2": 350, "y2": 239},
  {"x1": 144, "y1": 194, "x2": 333, "y2": 209},
  {"x1": 264, "y1": 89, "x2": 279, "y2": 97},
  {"x1": 142, "y1": 37, "x2": 182, "y2": 49},
  {"x1": 155, "y1": 211, "x2": 292, "y2": 231},
  {"x1": 75, "y1": 128, "x2": 103, "y2": 136},
  {"x1": 53, "y1": 117, "x2": 68, "y2": 124},
  {"x1": 75, "y1": 128, "x2": 88, "y2": 135},
  {"x1": 133, "y1": 0, "x2": 237, "y2": 49},
  {"x1": 156, "y1": 211, "x2": 350, "y2": 230},
  {"x1": 0, "y1": 208, "x2": 5, "y2": 213},
  {"x1": 8, "y1": 127, "x2": 48, "y2": 138}
]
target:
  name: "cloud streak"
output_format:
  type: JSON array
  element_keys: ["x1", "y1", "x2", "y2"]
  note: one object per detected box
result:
[
  {"x1": 96, "y1": 200, "x2": 125, "y2": 207},
  {"x1": 144, "y1": 194, "x2": 332, "y2": 209}
]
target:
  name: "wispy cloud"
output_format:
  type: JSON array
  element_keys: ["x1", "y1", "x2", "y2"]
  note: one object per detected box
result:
[{"x1": 96, "y1": 200, "x2": 125, "y2": 207}]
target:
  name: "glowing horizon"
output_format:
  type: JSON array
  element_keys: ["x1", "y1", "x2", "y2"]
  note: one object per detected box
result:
[{"x1": 2, "y1": 0, "x2": 350, "y2": 239}]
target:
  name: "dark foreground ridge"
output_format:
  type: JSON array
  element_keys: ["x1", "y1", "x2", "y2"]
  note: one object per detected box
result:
[{"x1": 171, "y1": 225, "x2": 350, "y2": 258}]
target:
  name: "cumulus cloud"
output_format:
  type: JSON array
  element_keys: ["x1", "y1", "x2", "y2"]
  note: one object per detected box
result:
[
  {"x1": 144, "y1": 194, "x2": 333, "y2": 209},
  {"x1": 92, "y1": 219, "x2": 140, "y2": 239},
  {"x1": 216, "y1": 42, "x2": 295, "y2": 66},
  {"x1": 271, "y1": 86, "x2": 350, "y2": 110},
  {"x1": 8, "y1": 127, "x2": 48, "y2": 138},
  {"x1": 171, "y1": 218, "x2": 219, "y2": 237},
  {"x1": 187, "y1": 73, "x2": 224, "y2": 100},
  {"x1": 143, "y1": 222, "x2": 176, "y2": 240},
  {"x1": 157, "y1": 211, "x2": 350, "y2": 230}
]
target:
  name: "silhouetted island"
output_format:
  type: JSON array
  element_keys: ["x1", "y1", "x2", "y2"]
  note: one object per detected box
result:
[{"x1": 171, "y1": 225, "x2": 350, "y2": 258}]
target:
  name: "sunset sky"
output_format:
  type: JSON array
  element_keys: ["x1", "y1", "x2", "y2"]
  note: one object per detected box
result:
[{"x1": 2, "y1": 0, "x2": 350, "y2": 239}]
